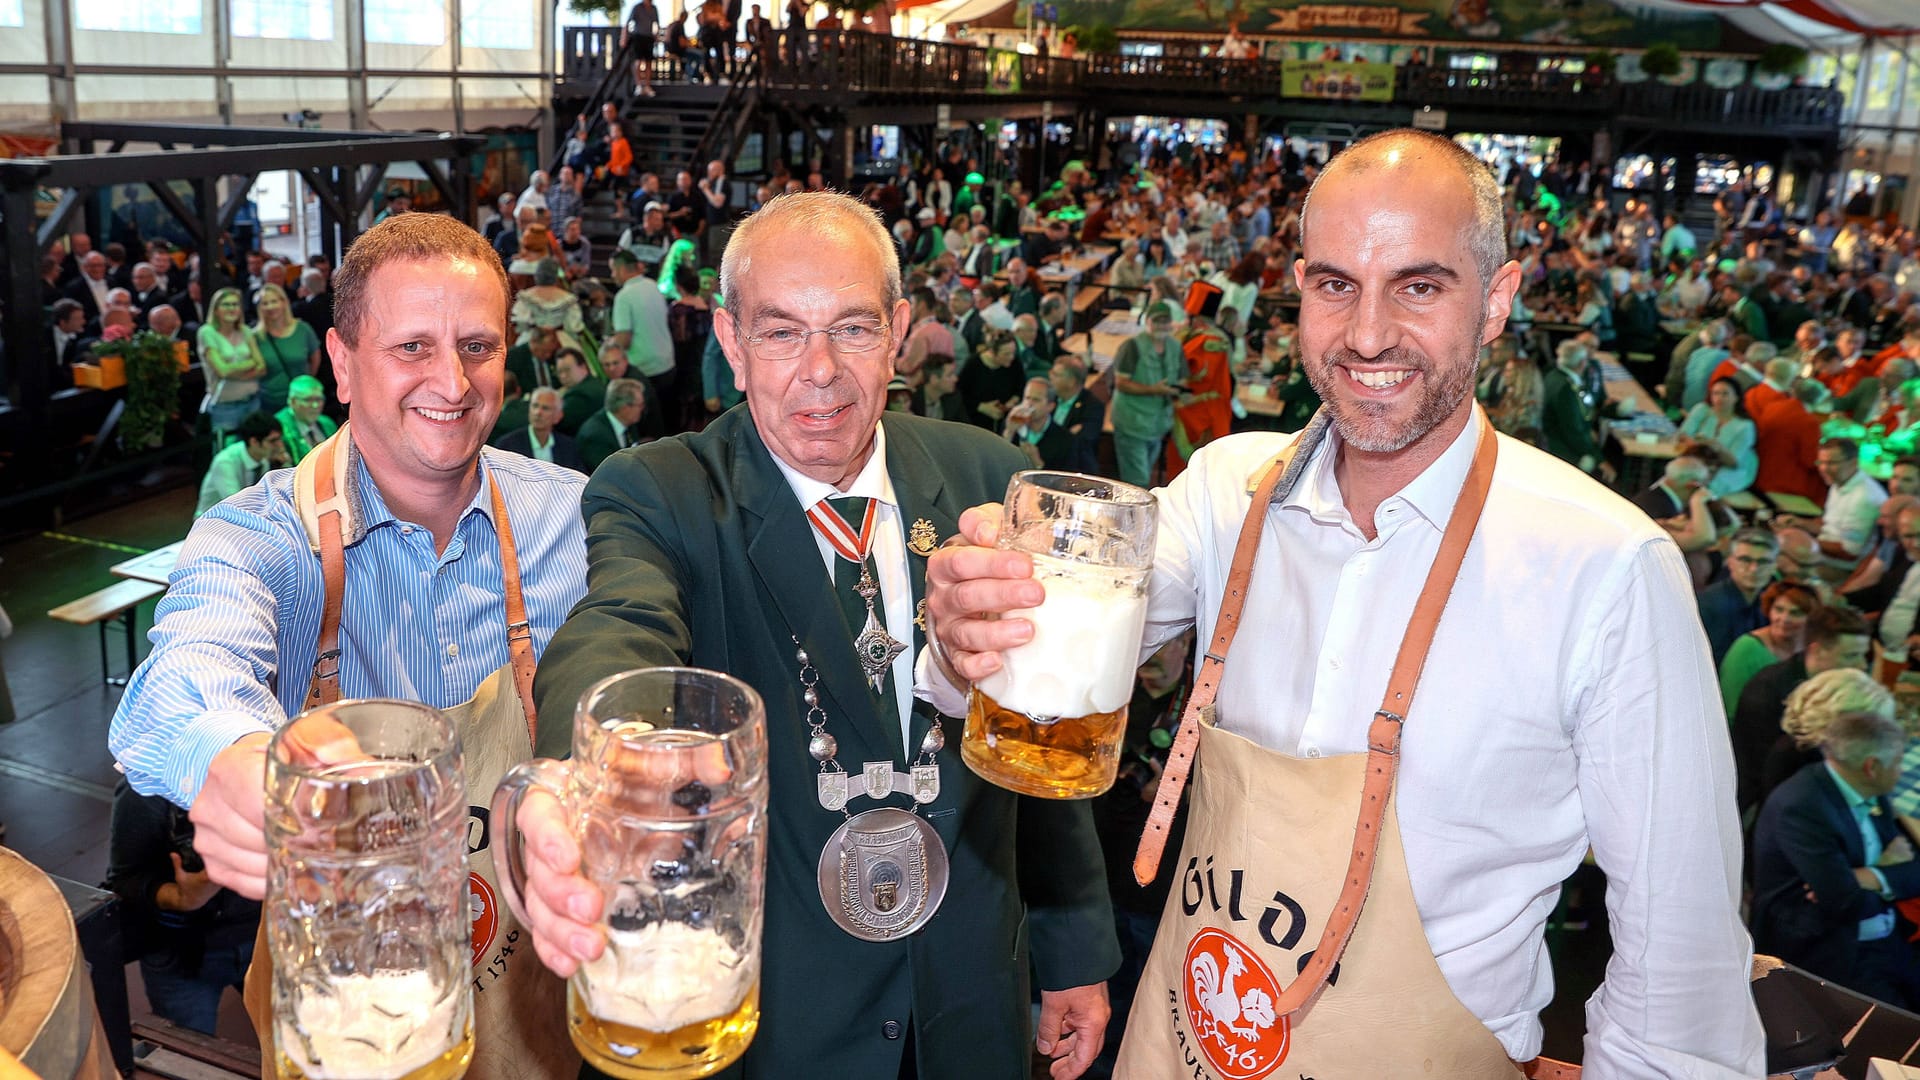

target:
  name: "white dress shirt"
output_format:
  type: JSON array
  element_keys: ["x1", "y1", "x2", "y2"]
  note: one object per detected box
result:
[
  {"x1": 771, "y1": 425, "x2": 917, "y2": 754},
  {"x1": 1145, "y1": 412, "x2": 1760, "y2": 1075},
  {"x1": 1821, "y1": 468, "x2": 1888, "y2": 559},
  {"x1": 922, "y1": 410, "x2": 1763, "y2": 1075},
  {"x1": 1882, "y1": 562, "x2": 1920, "y2": 662},
  {"x1": 527, "y1": 429, "x2": 556, "y2": 463}
]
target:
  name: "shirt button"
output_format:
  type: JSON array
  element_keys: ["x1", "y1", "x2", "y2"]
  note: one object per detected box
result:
[
  {"x1": 401, "y1": 525, "x2": 414, "y2": 535},
  {"x1": 445, "y1": 643, "x2": 459, "y2": 658},
  {"x1": 1305, "y1": 747, "x2": 1322, "y2": 759},
  {"x1": 1327, "y1": 658, "x2": 1340, "y2": 670},
  {"x1": 881, "y1": 1020, "x2": 902, "y2": 1040}
]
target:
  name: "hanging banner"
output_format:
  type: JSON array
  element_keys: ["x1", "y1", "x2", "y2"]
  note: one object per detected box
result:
[
  {"x1": 987, "y1": 49, "x2": 1023, "y2": 94},
  {"x1": 1044, "y1": 0, "x2": 1748, "y2": 49},
  {"x1": 1269, "y1": 4, "x2": 1428, "y2": 34},
  {"x1": 1281, "y1": 60, "x2": 1395, "y2": 102}
]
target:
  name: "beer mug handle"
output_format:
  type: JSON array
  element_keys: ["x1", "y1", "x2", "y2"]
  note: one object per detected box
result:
[{"x1": 490, "y1": 758, "x2": 575, "y2": 935}]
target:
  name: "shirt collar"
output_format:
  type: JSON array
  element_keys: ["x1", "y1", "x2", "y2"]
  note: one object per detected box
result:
[
  {"x1": 353, "y1": 450, "x2": 496, "y2": 536},
  {"x1": 1825, "y1": 761, "x2": 1877, "y2": 815},
  {"x1": 769, "y1": 422, "x2": 897, "y2": 514},
  {"x1": 1284, "y1": 406, "x2": 1483, "y2": 535}
]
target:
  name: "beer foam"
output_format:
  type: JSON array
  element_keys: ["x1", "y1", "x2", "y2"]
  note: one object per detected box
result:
[
  {"x1": 280, "y1": 971, "x2": 464, "y2": 1080},
  {"x1": 580, "y1": 922, "x2": 753, "y2": 1034},
  {"x1": 977, "y1": 556, "x2": 1149, "y2": 719}
]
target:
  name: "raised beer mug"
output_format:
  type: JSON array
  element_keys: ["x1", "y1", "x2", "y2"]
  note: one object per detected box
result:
[
  {"x1": 265, "y1": 699, "x2": 474, "y2": 1080},
  {"x1": 494, "y1": 668, "x2": 767, "y2": 1080},
  {"x1": 964, "y1": 470, "x2": 1158, "y2": 799}
]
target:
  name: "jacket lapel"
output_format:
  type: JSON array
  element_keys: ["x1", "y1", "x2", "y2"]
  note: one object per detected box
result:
[
  {"x1": 734, "y1": 418, "x2": 893, "y2": 766},
  {"x1": 883, "y1": 417, "x2": 975, "y2": 768},
  {"x1": 1814, "y1": 767, "x2": 1871, "y2": 866}
]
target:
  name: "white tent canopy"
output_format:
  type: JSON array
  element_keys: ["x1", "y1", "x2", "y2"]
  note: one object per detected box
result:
[
  {"x1": 1623, "y1": 0, "x2": 1919, "y2": 49},
  {"x1": 903, "y1": 0, "x2": 1015, "y2": 27}
]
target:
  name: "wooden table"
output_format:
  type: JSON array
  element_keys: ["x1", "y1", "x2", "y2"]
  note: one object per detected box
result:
[
  {"x1": 1235, "y1": 381, "x2": 1284, "y2": 418},
  {"x1": 1611, "y1": 430, "x2": 1681, "y2": 460},
  {"x1": 110, "y1": 541, "x2": 185, "y2": 586},
  {"x1": 1765, "y1": 491, "x2": 1824, "y2": 517}
]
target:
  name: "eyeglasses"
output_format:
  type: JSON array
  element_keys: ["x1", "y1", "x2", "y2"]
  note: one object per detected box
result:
[{"x1": 745, "y1": 320, "x2": 890, "y2": 361}]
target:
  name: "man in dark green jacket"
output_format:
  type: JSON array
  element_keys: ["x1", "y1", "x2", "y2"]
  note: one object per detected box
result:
[
  {"x1": 1542, "y1": 338, "x2": 1602, "y2": 474},
  {"x1": 519, "y1": 192, "x2": 1119, "y2": 1080}
]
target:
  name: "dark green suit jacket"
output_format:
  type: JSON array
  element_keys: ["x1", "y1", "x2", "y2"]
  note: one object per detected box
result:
[
  {"x1": 536, "y1": 406, "x2": 1119, "y2": 1080},
  {"x1": 559, "y1": 375, "x2": 605, "y2": 437}
]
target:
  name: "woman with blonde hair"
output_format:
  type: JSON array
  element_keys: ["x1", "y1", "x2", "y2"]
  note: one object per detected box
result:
[
  {"x1": 197, "y1": 285, "x2": 266, "y2": 439},
  {"x1": 252, "y1": 283, "x2": 321, "y2": 413},
  {"x1": 1485, "y1": 348, "x2": 1544, "y2": 444},
  {"x1": 1755, "y1": 669, "x2": 1899, "y2": 814}
]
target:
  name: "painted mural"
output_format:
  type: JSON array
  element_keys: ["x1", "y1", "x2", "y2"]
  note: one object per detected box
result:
[{"x1": 1053, "y1": 0, "x2": 1742, "y2": 50}]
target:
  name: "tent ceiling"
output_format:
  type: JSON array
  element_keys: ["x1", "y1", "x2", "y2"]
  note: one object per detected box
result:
[{"x1": 1626, "y1": 0, "x2": 1918, "y2": 47}]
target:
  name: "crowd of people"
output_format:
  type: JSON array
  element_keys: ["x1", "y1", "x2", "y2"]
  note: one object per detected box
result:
[
  {"x1": 106, "y1": 124, "x2": 1774, "y2": 1076},
  {"x1": 30, "y1": 101, "x2": 1920, "y2": 1062}
]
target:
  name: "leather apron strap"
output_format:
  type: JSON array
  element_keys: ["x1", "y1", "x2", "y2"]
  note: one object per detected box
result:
[
  {"x1": 302, "y1": 455, "x2": 538, "y2": 746},
  {"x1": 305, "y1": 430, "x2": 348, "y2": 708},
  {"x1": 1135, "y1": 415, "x2": 1499, "y2": 1020}
]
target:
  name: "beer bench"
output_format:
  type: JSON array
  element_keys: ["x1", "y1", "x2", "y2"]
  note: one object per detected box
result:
[{"x1": 48, "y1": 579, "x2": 165, "y2": 687}]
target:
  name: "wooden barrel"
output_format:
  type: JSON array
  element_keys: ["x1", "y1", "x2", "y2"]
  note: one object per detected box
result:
[{"x1": 0, "y1": 847, "x2": 114, "y2": 1080}]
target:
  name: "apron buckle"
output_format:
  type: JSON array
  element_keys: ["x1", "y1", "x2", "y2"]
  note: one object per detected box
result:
[
  {"x1": 311, "y1": 648, "x2": 342, "y2": 682},
  {"x1": 1368, "y1": 710, "x2": 1404, "y2": 755},
  {"x1": 506, "y1": 619, "x2": 532, "y2": 641}
]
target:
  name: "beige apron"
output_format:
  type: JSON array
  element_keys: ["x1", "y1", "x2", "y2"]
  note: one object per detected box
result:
[
  {"x1": 1116, "y1": 420, "x2": 1581, "y2": 1080},
  {"x1": 242, "y1": 427, "x2": 574, "y2": 1080}
]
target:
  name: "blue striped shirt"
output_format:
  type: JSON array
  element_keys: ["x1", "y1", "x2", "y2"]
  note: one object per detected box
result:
[{"x1": 110, "y1": 447, "x2": 589, "y2": 808}]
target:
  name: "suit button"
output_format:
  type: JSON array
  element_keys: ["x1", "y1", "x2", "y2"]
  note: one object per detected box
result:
[{"x1": 882, "y1": 1020, "x2": 902, "y2": 1040}]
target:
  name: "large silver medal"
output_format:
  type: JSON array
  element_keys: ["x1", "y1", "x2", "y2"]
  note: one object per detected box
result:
[{"x1": 816, "y1": 807, "x2": 950, "y2": 942}]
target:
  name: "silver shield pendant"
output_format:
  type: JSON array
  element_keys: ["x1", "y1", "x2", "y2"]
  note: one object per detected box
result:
[{"x1": 816, "y1": 807, "x2": 950, "y2": 942}]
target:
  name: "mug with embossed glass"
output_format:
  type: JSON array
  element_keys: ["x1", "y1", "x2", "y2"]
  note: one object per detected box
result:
[
  {"x1": 964, "y1": 469, "x2": 1158, "y2": 799},
  {"x1": 265, "y1": 699, "x2": 473, "y2": 1080},
  {"x1": 494, "y1": 667, "x2": 767, "y2": 1080}
]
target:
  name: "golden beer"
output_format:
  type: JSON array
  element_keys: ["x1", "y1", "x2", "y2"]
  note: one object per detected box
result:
[
  {"x1": 569, "y1": 981, "x2": 760, "y2": 1080},
  {"x1": 964, "y1": 686, "x2": 1128, "y2": 799},
  {"x1": 277, "y1": 1024, "x2": 473, "y2": 1080}
]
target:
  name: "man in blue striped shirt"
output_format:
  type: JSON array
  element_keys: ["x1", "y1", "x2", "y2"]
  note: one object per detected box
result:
[{"x1": 109, "y1": 213, "x2": 588, "y2": 898}]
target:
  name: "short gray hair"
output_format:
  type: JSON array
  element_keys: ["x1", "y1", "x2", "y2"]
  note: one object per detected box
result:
[
  {"x1": 721, "y1": 191, "x2": 900, "y2": 315},
  {"x1": 1821, "y1": 709, "x2": 1907, "y2": 770},
  {"x1": 605, "y1": 377, "x2": 646, "y2": 411},
  {"x1": 529, "y1": 386, "x2": 561, "y2": 406},
  {"x1": 1300, "y1": 128, "x2": 1506, "y2": 287},
  {"x1": 1665, "y1": 455, "x2": 1711, "y2": 487},
  {"x1": 1726, "y1": 526, "x2": 1779, "y2": 555}
]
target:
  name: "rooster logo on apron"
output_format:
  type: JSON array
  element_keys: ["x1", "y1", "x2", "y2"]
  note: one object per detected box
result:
[{"x1": 1183, "y1": 928, "x2": 1290, "y2": 1079}]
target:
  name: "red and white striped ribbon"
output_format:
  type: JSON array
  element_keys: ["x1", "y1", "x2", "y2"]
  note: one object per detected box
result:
[{"x1": 805, "y1": 498, "x2": 878, "y2": 564}]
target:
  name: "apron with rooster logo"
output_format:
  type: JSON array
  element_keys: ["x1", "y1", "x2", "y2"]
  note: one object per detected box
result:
[
  {"x1": 1115, "y1": 418, "x2": 1579, "y2": 1080},
  {"x1": 241, "y1": 427, "x2": 574, "y2": 1080}
]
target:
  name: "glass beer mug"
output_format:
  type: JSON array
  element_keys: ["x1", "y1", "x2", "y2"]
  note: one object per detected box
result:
[
  {"x1": 964, "y1": 470, "x2": 1158, "y2": 799},
  {"x1": 494, "y1": 668, "x2": 767, "y2": 1080},
  {"x1": 265, "y1": 700, "x2": 474, "y2": 1080}
]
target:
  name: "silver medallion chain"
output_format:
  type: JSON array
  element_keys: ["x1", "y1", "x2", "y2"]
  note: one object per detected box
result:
[{"x1": 793, "y1": 636, "x2": 945, "y2": 817}]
